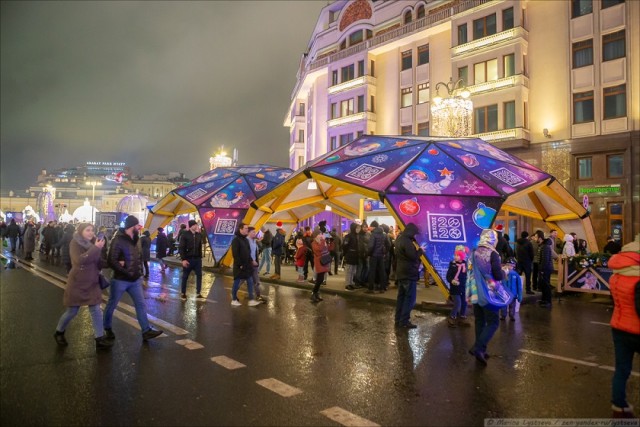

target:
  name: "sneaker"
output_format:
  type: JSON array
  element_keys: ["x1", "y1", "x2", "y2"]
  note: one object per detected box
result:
[
  {"x1": 196, "y1": 294, "x2": 206, "y2": 299},
  {"x1": 142, "y1": 328, "x2": 162, "y2": 341},
  {"x1": 104, "y1": 328, "x2": 116, "y2": 340},
  {"x1": 248, "y1": 299, "x2": 260, "y2": 307},
  {"x1": 345, "y1": 285, "x2": 356, "y2": 291},
  {"x1": 263, "y1": 272, "x2": 270, "y2": 276},
  {"x1": 180, "y1": 293, "x2": 187, "y2": 300},
  {"x1": 231, "y1": 299, "x2": 242, "y2": 306},
  {"x1": 296, "y1": 278, "x2": 306, "y2": 283}
]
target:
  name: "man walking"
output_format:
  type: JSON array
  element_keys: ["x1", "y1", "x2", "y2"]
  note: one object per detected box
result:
[
  {"x1": 179, "y1": 220, "x2": 204, "y2": 300},
  {"x1": 230, "y1": 222, "x2": 260, "y2": 307},
  {"x1": 103, "y1": 215, "x2": 162, "y2": 341},
  {"x1": 270, "y1": 227, "x2": 286, "y2": 280},
  {"x1": 515, "y1": 231, "x2": 534, "y2": 294},
  {"x1": 258, "y1": 226, "x2": 273, "y2": 276},
  {"x1": 394, "y1": 222, "x2": 423, "y2": 329}
]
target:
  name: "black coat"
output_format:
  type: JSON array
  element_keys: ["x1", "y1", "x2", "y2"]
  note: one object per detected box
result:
[
  {"x1": 140, "y1": 235, "x2": 151, "y2": 261},
  {"x1": 231, "y1": 231, "x2": 253, "y2": 279},
  {"x1": 155, "y1": 232, "x2": 169, "y2": 258},
  {"x1": 394, "y1": 223, "x2": 423, "y2": 281},
  {"x1": 108, "y1": 229, "x2": 143, "y2": 282},
  {"x1": 342, "y1": 223, "x2": 360, "y2": 265},
  {"x1": 515, "y1": 237, "x2": 534, "y2": 264},
  {"x1": 179, "y1": 230, "x2": 203, "y2": 259}
]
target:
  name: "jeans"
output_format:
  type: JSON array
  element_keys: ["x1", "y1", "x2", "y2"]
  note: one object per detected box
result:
[
  {"x1": 274, "y1": 253, "x2": 282, "y2": 275},
  {"x1": 344, "y1": 264, "x2": 357, "y2": 287},
  {"x1": 9, "y1": 237, "x2": 17, "y2": 252},
  {"x1": 56, "y1": 305, "x2": 104, "y2": 338},
  {"x1": 500, "y1": 300, "x2": 517, "y2": 318},
  {"x1": 471, "y1": 304, "x2": 500, "y2": 354},
  {"x1": 540, "y1": 269, "x2": 552, "y2": 303},
  {"x1": 103, "y1": 278, "x2": 151, "y2": 333},
  {"x1": 232, "y1": 275, "x2": 255, "y2": 301},
  {"x1": 450, "y1": 293, "x2": 468, "y2": 318},
  {"x1": 251, "y1": 264, "x2": 263, "y2": 297},
  {"x1": 611, "y1": 328, "x2": 640, "y2": 408},
  {"x1": 532, "y1": 263, "x2": 539, "y2": 290},
  {"x1": 181, "y1": 258, "x2": 202, "y2": 294},
  {"x1": 259, "y1": 247, "x2": 272, "y2": 274},
  {"x1": 395, "y1": 279, "x2": 417, "y2": 325}
]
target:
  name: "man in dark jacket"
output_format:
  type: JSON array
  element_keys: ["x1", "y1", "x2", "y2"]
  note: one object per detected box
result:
[
  {"x1": 394, "y1": 222, "x2": 423, "y2": 329},
  {"x1": 155, "y1": 227, "x2": 169, "y2": 272},
  {"x1": 270, "y1": 227, "x2": 286, "y2": 280},
  {"x1": 230, "y1": 222, "x2": 259, "y2": 306},
  {"x1": 367, "y1": 221, "x2": 389, "y2": 293},
  {"x1": 515, "y1": 231, "x2": 535, "y2": 294},
  {"x1": 538, "y1": 235, "x2": 555, "y2": 308},
  {"x1": 343, "y1": 222, "x2": 361, "y2": 291},
  {"x1": 179, "y1": 220, "x2": 203, "y2": 299},
  {"x1": 5, "y1": 219, "x2": 21, "y2": 253},
  {"x1": 140, "y1": 230, "x2": 151, "y2": 279},
  {"x1": 103, "y1": 215, "x2": 162, "y2": 341}
]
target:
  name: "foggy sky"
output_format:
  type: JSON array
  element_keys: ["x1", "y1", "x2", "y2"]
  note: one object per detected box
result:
[{"x1": 0, "y1": 1, "x2": 325, "y2": 190}]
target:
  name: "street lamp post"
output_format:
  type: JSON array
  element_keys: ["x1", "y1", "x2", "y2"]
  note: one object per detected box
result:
[{"x1": 86, "y1": 181, "x2": 102, "y2": 223}]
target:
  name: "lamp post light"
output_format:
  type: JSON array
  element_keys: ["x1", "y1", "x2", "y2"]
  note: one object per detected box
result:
[
  {"x1": 430, "y1": 77, "x2": 473, "y2": 137},
  {"x1": 86, "y1": 181, "x2": 102, "y2": 223}
]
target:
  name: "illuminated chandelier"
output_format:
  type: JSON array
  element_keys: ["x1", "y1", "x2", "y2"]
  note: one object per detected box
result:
[{"x1": 430, "y1": 78, "x2": 472, "y2": 137}]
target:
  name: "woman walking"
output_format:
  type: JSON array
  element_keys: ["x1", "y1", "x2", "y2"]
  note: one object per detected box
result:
[
  {"x1": 311, "y1": 232, "x2": 330, "y2": 303},
  {"x1": 53, "y1": 223, "x2": 113, "y2": 349}
]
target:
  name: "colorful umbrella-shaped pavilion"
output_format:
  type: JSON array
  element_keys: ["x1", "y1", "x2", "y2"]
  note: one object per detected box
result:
[
  {"x1": 145, "y1": 165, "x2": 293, "y2": 263},
  {"x1": 244, "y1": 136, "x2": 596, "y2": 297}
]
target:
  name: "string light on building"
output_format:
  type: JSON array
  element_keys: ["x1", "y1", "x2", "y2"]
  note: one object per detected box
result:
[
  {"x1": 209, "y1": 146, "x2": 237, "y2": 170},
  {"x1": 430, "y1": 78, "x2": 473, "y2": 137}
]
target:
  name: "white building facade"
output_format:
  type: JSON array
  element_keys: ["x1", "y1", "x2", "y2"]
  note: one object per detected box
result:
[{"x1": 284, "y1": 0, "x2": 639, "y2": 248}]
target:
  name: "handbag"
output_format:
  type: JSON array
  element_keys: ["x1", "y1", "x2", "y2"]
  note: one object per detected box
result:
[
  {"x1": 320, "y1": 252, "x2": 332, "y2": 266},
  {"x1": 98, "y1": 273, "x2": 111, "y2": 290},
  {"x1": 471, "y1": 251, "x2": 513, "y2": 310}
]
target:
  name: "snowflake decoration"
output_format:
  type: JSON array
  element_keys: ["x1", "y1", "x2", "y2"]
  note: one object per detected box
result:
[
  {"x1": 372, "y1": 154, "x2": 388, "y2": 164},
  {"x1": 460, "y1": 180, "x2": 484, "y2": 194}
]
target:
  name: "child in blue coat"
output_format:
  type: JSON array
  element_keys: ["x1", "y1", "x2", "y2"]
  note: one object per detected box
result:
[{"x1": 500, "y1": 257, "x2": 522, "y2": 320}]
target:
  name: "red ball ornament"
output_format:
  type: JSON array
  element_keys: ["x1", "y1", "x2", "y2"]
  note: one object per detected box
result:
[
  {"x1": 276, "y1": 221, "x2": 283, "y2": 227},
  {"x1": 399, "y1": 198, "x2": 420, "y2": 216}
]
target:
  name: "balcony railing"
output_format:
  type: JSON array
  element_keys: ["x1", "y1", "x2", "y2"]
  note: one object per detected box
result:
[
  {"x1": 451, "y1": 26, "x2": 528, "y2": 57},
  {"x1": 467, "y1": 74, "x2": 529, "y2": 95},
  {"x1": 473, "y1": 127, "x2": 530, "y2": 142},
  {"x1": 327, "y1": 111, "x2": 377, "y2": 128},
  {"x1": 328, "y1": 75, "x2": 377, "y2": 95}
]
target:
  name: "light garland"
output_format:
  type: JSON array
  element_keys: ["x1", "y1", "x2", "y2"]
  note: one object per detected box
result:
[{"x1": 430, "y1": 78, "x2": 473, "y2": 137}]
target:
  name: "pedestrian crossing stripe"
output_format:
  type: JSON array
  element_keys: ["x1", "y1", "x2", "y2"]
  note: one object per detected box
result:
[
  {"x1": 175, "y1": 339, "x2": 204, "y2": 350},
  {"x1": 320, "y1": 407, "x2": 380, "y2": 427},
  {"x1": 256, "y1": 378, "x2": 302, "y2": 397},
  {"x1": 210, "y1": 355, "x2": 246, "y2": 369}
]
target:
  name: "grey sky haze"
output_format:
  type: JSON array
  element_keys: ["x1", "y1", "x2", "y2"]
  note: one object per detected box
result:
[{"x1": 1, "y1": 0, "x2": 325, "y2": 189}]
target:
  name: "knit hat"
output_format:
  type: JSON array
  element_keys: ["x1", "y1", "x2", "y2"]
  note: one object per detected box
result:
[
  {"x1": 157, "y1": 227, "x2": 164, "y2": 232},
  {"x1": 370, "y1": 220, "x2": 379, "y2": 229},
  {"x1": 124, "y1": 215, "x2": 140, "y2": 229},
  {"x1": 188, "y1": 219, "x2": 198, "y2": 228},
  {"x1": 494, "y1": 224, "x2": 504, "y2": 232}
]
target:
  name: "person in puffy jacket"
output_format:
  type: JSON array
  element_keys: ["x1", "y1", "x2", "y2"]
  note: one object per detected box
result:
[
  {"x1": 394, "y1": 222, "x2": 423, "y2": 329},
  {"x1": 608, "y1": 238, "x2": 639, "y2": 418},
  {"x1": 311, "y1": 232, "x2": 330, "y2": 303},
  {"x1": 103, "y1": 215, "x2": 162, "y2": 342},
  {"x1": 538, "y1": 236, "x2": 555, "y2": 307},
  {"x1": 343, "y1": 222, "x2": 361, "y2": 291}
]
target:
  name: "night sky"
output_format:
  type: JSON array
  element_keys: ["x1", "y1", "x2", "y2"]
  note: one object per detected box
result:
[{"x1": 0, "y1": 1, "x2": 325, "y2": 190}]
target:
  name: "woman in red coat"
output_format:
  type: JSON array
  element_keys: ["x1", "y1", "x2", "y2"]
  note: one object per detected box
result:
[
  {"x1": 311, "y1": 232, "x2": 330, "y2": 303},
  {"x1": 608, "y1": 239, "x2": 639, "y2": 418}
]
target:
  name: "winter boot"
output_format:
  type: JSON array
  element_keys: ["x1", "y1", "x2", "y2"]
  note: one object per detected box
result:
[
  {"x1": 54, "y1": 331, "x2": 68, "y2": 346},
  {"x1": 95, "y1": 335, "x2": 114, "y2": 349},
  {"x1": 612, "y1": 404, "x2": 635, "y2": 418},
  {"x1": 447, "y1": 317, "x2": 458, "y2": 328}
]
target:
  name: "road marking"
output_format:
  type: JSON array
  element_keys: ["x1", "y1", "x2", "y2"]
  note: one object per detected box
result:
[
  {"x1": 519, "y1": 349, "x2": 640, "y2": 377},
  {"x1": 256, "y1": 378, "x2": 302, "y2": 397},
  {"x1": 320, "y1": 407, "x2": 380, "y2": 427},
  {"x1": 590, "y1": 321, "x2": 609, "y2": 326},
  {"x1": 175, "y1": 339, "x2": 204, "y2": 350},
  {"x1": 210, "y1": 355, "x2": 246, "y2": 370}
]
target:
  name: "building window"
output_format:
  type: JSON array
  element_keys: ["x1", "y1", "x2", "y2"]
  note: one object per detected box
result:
[
  {"x1": 458, "y1": 24, "x2": 468, "y2": 45},
  {"x1": 370, "y1": 60, "x2": 375, "y2": 77},
  {"x1": 298, "y1": 129, "x2": 304, "y2": 143},
  {"x1": 330, "y1": 137, "x2": 338, "y2": 150},
  {"x1": 331, "y1": 103, "x2": 338, "y2": 119},
  {"x1": 602, "y1": 0, "x2": 624, "y2": 9},
  {"x1": 340, "y1": 133, "x2": 354, "y2": 146},
  {"x1": 603, "y1": 30, "x2": 625, "y2": 61},
  {"x1": 401, "y1": 50, "x2": 412, "y2": 71},
  {"x1": 417, "y1": 83, "x2": 429, "y2": 104},
  {"x1": 573, "y1": 91, "x2": 594, "y2": 123},
  {"x1": 357, "y1": 95, "x2": 365, "y2": 113},
  {"x1": 401, "y1": 88, "x2": 413, "y2": 108},
  {"x1": 603, "y1": 84, "x2": 626, "y2": 119},
  {"x1": 571, "y1": 0, "x2": 592, "y2": 18},
  {"x1": 504, "y1": 54, "x2": 515, "y2": 77},
  {"x1": 418, "y1": 45, "x2": 429, "y2": 66},
  {"x1": 370, "y1": 95, "x2": 375, "y2": 113},
  {"x1": 578, "y1": 157, "x2": 592, "y2": 179},
  {"x1": 299, "y1": 103, "x2": 305, "y2": 116},
  {"x1": 523, "y1": 101, "x2": 528, "y2": 129},
  {"x1": 474, "y1": 105, "x2": 498, "y2": 133},
  {"x1": 332, "y1": 70, "x2": 338, "y2": 86},
  {"x1": 404, "y1": 10, "x2": 412, "y2": 24},
  {"x1": 474, "y1": 59, "x2": 498, "y2": 84},
  {"x1": 341, "y1": 64, "x2": 355, "y2": 82},
  {"x1": 357, "y1": 130, "x2": 364, "y2": 138},
  {"x1": 418, "y1": 122, "x2": 429, "y2": 136},
  {"x1": 340, "y1": 39, "x2": 347, "y2": 50},
  {"x1": 401, "y1": 125, "x2": 412, "y2": 135},
  {"x1": 358, "y1": 60, "x2": 365, "y2": 77},
  {"x1": 572, "y1": 39, "x2": 593, "y2": 68},
  {"x1": 298, "y1": 155, "x2": 304, "y2": 168},
  {"x1": 417, "y1": 5, "x2": 425, "y2": 19},
  {"x1": 503, "y1": 7, "x2": 514, "y2": 30},
  {"x1": 473, "y1": 13, "x2": 496, "y2": 39},
  {"x1": 607, "y1": 154, "x2": 623, "y2": 178},
  {"x1": 458, "y1": 66, "x2": 468, "y2": 86},
  {"x1": 349, "y1": 30, "x2": 364, "y2": 46},
  {"x1": 504, "y1": 101, "x2": 515, "y2": 129},
  {"x1": 341, "y1": 99, "x2": 354, "y2": 117}
]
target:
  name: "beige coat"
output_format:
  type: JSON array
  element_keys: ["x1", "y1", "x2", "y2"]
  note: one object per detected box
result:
[{"x1": 63, "y1": 235, "x2": 103, "y2": 307}]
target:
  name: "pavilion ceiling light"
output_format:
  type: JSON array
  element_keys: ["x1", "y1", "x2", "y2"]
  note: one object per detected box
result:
[{"x1": 431, "y1": 78, "x2": 473, "y2": 138}]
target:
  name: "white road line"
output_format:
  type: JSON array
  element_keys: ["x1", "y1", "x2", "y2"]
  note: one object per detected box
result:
[
  {"x1": 590, "y1": 321, "x2": 610, "y2": 326},
  {"x1": 320, "y1": 407, "x2": 380, "y2": 427},
  {"x1": 256, "y1": 378, "x2": 302, "y2": 397},
  {"x1": 519, "y1": 349, "x2": 640, "y2": 377},
  {"x1": 210, "y1": 355, "x2": 246, "y2": 370},
  {"x1": 175, "y1": 339, "x2": 204, "y2": 350}
]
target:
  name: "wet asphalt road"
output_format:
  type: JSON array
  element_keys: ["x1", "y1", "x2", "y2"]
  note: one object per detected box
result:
[{"x1": 1, "y1": 255, "x2": 637, "y2": 426}]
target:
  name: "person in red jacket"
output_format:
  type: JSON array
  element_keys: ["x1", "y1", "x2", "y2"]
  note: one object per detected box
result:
[{"x1": 608, "y1": 238, "x2": 639, "y2": 418}]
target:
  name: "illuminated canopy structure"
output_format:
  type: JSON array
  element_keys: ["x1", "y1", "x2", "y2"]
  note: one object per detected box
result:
[
  {"x1": 244, "y1": 135, "x2": 596, "y2": 297},
  {"x1": 145, "y1": 165, "x2": 293, "y2": 263}
]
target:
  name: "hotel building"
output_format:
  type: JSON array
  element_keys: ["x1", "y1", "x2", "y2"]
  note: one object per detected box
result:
[{"x1": 284, "y1": 0, "x2": 639, "y2": 248}]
